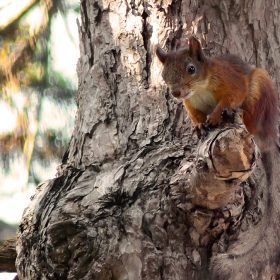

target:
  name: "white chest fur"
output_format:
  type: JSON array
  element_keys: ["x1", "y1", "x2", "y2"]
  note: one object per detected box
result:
[{"x1": 188, "y1": 87, "x2": 218, "y2": 115}]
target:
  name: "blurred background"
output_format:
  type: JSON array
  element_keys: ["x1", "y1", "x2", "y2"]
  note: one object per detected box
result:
[{"x1": 0, "y1": 0, "x2": 80, "y2": 278}]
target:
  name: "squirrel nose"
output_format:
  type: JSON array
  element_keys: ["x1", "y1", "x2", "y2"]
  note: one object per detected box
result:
[{"x1": 171, "y1": 90, "x2": 181, "y2": 98}]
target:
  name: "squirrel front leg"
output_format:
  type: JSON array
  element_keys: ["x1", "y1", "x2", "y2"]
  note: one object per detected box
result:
[
  {"x1": 183, "y1": 99, "x2": 210, "y2": 138},
  {"x1": 206, "y1": 104, "x2": 224, "y2": 127},
  {"x1": 206, "y1": 96, "x2": 243, "y2": 127}
]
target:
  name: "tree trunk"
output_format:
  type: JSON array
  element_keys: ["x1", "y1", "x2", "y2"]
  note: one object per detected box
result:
[{"x1": 15, "y1": 0, "x2": 280, "y2": 279}]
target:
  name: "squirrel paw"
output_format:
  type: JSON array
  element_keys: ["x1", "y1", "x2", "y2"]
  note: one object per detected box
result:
[
  {"x1": 205, "y1": 113, "x2": 222, "y2": 127},
  {"x1": 221, "y1": 108, "x2": 236, "y2": 123},
  {"x1": 193, "y1": 123, "x2": 208, "y2": 139}
]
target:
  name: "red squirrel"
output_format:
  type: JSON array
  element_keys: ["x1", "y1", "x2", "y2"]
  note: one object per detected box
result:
[{"x1": 156, "y1": 37, "x2": 279, "y2": 145}]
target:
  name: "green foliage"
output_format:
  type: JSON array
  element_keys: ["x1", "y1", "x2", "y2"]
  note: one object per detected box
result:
[{"x1": 0, "y1": 0, "x2": 79, "y2": 192}]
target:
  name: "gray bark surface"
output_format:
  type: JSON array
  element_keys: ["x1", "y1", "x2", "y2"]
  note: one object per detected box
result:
[{"x1": 15, "y1": 0, "x2": 280, "y2": 279}]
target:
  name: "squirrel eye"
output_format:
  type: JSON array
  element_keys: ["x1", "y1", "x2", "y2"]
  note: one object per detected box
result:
[{"x1": 188, "y1": 65, "x2": 196, "y2": 75}]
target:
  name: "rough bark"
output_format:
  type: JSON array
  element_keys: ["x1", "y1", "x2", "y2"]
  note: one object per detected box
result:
[
  {"x1": 15, "y1": 0, "x2": 280, "y2": 280},
  {"x1": 0, "y1": 237, "x2": 17, "y2": 272}
]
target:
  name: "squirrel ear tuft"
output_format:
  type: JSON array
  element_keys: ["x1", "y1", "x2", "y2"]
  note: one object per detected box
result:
[
  {"x1": 156, "y1": 47, "x2": 167, "y2": 64},
  {"x1": 188, "y1": 36, "x2": 205, "y2": 63}
]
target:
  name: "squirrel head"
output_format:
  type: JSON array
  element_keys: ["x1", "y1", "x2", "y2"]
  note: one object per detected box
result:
[{"x1": 156, "y1": 36, "x2": 208, "y2": 99}]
